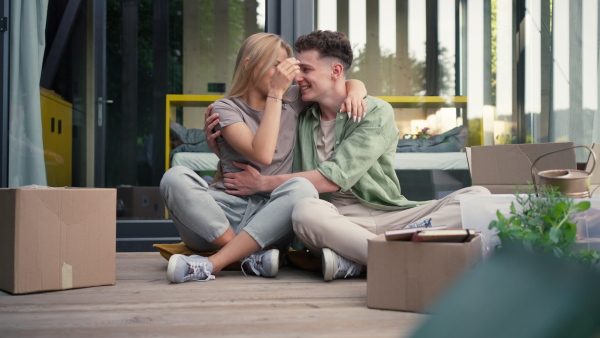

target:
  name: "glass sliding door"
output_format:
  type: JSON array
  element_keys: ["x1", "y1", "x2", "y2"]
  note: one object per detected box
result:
[
  {"x1": 315, "y1": 0, "x2": 463, "y2": 143},
  {"x1": 106, "y1": 0, "x2": 265, "y2": 220},
  {"x1": 2, "y1": 0, "x2": 101, "y2": 188},
  {"x1": 0, "y1": 0, "x2": 9, "y2": 187},
  {"x1": 493, "y1": 0, "x2": 516, "y2": 145},
  {"x1": 550, "y1": 0, "x2": 600, "y2": 160}
]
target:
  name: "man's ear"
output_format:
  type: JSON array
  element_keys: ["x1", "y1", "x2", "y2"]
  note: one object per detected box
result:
[{"x1": 331, "y1": 63, "x2": 344, "y2": 79}]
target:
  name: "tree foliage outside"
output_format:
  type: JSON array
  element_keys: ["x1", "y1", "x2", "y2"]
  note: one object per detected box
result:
[{"x1": 348, "y1": 43, "x2": 454, "y2": 97}]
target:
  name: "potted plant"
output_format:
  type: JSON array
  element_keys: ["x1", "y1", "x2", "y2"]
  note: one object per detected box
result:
[{"x1": 489, "y1": 185, "x2": 600, "y2": 267}]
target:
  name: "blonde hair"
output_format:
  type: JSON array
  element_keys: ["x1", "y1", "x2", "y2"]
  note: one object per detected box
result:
[{"x1": 227, "y1": 33, "x2": 293, "y2": 99}]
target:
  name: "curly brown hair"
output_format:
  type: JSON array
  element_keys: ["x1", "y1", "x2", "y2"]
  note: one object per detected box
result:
[{"x1": 294, "y1": 30, "x2": 353, "y2": 72}]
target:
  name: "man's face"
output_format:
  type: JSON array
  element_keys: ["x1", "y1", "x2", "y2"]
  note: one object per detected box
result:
[{"x1": 294, "y1": 50, "x2": 335, "y2": 103}]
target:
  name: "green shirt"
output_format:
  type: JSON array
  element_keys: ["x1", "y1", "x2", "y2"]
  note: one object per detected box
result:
[{"x1": 293, "y1": 96, "x2": 430, "y2": 210}]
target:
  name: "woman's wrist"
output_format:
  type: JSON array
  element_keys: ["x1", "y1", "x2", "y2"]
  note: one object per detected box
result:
[
  {"x1": 267, "y1": 88, "x2": 286, "y2": 99},
  {"x1": 267, "y1": 95, "x2": 282, "y2": 102}
]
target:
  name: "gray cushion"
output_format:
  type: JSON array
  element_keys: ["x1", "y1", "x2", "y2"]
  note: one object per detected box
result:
[
  {"x1": 170, "y1": 122, "x2": 212, "y2": 155},
  {"x1": 397, "y1": 125, "x2": 468, "y2": 153}
]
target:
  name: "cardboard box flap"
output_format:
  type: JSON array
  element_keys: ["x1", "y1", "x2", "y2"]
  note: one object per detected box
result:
[
  {"x1": 16, "y1": 189, "x2": 62, "y2": 293},
  {"x1": 367, "y1": 234, "x2": 483, "y2": 313},
  {"x1": 468, "y1": 142, "x2": 576, "y2": 186}
]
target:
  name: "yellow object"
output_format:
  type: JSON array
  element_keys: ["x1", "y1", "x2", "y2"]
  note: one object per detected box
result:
[
  {"x1": 152, "y1": 242, "x2": 241, "y2": 270},
  {"x1": 40, "y1": 88, "x2": 72, "y2": 187},
  {"x1": 374, "y1": 95, "x2": 467, "y2": 108},
  {"x1": 152, "y1": 242, "x2": 280, "y2": 271},
  {"x1": 61, "y1": 263, "x2": 73, "y2": 290},
  {"x1": 165, "y1": 94, "x2": 223, "y2": 173}
]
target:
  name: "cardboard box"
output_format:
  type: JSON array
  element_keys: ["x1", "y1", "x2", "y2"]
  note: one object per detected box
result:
[
  {"x1": 367, "y1": 234, "x2": 483, "y2": 312},
  {"x1": 462, "y1": 142, "x2": 598, "y2": 253},
  {"x1": 0, "y1": 187, "x2": 116, "y2": 294},
  {"x1": 466, "y1": 142, "x2": 576, "y2": 193},
  {"x1": 117, "y1": 186, "x2": 165, "y2": 218}
]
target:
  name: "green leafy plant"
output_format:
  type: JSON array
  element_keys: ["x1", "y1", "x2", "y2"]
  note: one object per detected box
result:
[{"x1": 489, "y1": 185, "x2": 600, "y2": 267}]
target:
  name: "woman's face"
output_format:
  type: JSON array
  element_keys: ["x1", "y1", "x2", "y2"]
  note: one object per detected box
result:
[{"x1": 255, "y1": 46, "x2": 289, "y2": 96}]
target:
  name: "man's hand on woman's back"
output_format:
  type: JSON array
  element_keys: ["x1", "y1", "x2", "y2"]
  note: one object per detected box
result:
[{"x1": 204, "y1": 103, "x2": 221, "y2": 158}]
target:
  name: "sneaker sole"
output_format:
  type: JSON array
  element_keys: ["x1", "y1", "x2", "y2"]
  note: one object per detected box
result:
[
  {"x1": 166, "y1": 254, "x2": 184, "y2": 283},
  {"x1": 264, "y1": 249, "x2": 279, "y2": 277},
  {"x1": 322, "y1": 248, "x2": 335, "y2": 281}
]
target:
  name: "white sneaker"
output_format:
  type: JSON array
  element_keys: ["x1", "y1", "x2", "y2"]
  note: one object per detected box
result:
[
  {"x1": 321, "y1": 248, "x2": 362, "y2": 281},
  {"x1": 167, "y1": 254, "x2": 215, "y2": 283},
  {"x1": 241, "y1": 249, "x2": 279, "y2": 278}
]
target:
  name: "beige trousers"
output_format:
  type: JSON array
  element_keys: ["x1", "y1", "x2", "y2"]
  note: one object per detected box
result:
[{"x1": 291, "y1": 186, "x2": 491, "y2": 265}]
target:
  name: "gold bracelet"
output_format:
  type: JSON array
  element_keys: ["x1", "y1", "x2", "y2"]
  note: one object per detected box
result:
[{"x1": 267, "y1": 95, "x2": 282, "y2": 102}]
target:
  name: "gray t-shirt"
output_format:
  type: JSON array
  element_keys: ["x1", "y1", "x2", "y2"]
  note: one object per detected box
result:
[
  {"x1": 317, "y1": 116, "x2": 358, "y2": 205},
  {"x1": 210, "y1": 85, "x2": 308, "y2": 192}
]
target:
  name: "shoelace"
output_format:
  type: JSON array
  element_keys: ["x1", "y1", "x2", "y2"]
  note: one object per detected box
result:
[
  {"x1": 336, "y1": 255, "x2": 361, "y2": 279},
  {"x1": 240, "y1": 254, "x2": 262, "y2": 276},
  {"x1": 184, "y1": 260, "x2": 216, "y2": 282}
]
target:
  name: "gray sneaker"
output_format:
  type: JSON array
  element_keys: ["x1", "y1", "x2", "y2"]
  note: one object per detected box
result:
[
  {"x1": 241, "y1": 249, "x2": 279, "y2": 277},
  {"x1": 322, "y1": 248, "x2": 362, "y2": 281},
  {"x1": 167, "y1": 254, "x2": 215, "y2": 283}
]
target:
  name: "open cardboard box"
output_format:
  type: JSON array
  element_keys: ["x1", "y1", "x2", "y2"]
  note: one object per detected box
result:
[
  {"x1": 466, "y1": 142, "x2": 576, "y2": 194},
  {"x1": 463, "y1": 142, "x2": 577, "y2": 250},
  {"x1": 367, "y1": 234, "x2": 483, "y2": 313},
  {"x1": 0, "y1": 186, "x2": 116, "y2": 294},
  {"x1": 367, "y1": 143, "x2": 577, "y2": 313},
  {"x1": 463, "y1": 142, "x2": 600, "y2": 253}
]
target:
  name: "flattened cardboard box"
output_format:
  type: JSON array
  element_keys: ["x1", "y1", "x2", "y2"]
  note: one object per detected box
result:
[
  {"x1": 466, "y1": 142, "x2": 576, "y2": 194},
  {"x1": 367, "y1": 234, "x2": 482, "y2": 312},
  {"x1": 0, "y1": 187, "x2": 116, "y2": 294}
]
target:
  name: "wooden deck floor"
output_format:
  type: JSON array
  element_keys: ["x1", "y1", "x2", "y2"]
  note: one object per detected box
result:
[{"x1": 0, "y1": 252, "x2": 426, "y2": 337}]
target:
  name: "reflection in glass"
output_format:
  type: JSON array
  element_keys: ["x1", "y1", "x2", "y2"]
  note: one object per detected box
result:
[
  {"x1": 106, "y1": 0, "x2": 265, "y2": 219},
  {"x1": 494, "y1": 0, "x2": 515, "y2": 145},
  {"x1": 316, "y1": 0, "x2": 462, "y2": 140}
]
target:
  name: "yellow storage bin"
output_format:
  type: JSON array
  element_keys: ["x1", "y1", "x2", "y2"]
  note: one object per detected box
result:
[{"x1": 40, "y1": 88, "x2": 72, "y2": 187}]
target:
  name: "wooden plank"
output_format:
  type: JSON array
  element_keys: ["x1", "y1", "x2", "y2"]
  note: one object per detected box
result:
[{"x1": 0, "y1": 253, "x2": 426, "y2": 337}]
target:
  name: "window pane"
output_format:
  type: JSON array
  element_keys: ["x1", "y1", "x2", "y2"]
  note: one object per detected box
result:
[
  {"x1": 525, "y1": 0, "x2": 542, "y2": 143},
  {"x1": 105, "y1": 0, "x2": 265, "y2": 219},
  {"x1": 438, "y1": 0, "x2": 456, "y2": 96},
  {"x1": 316, "y1": 0, "x2": 460, "y2": 141},
  {"x1": 494, "y1": 0, "x2": 515, "y2": 145},
  {"x1": 551, "y1": 0, "x2": 570, "y2": 142}
]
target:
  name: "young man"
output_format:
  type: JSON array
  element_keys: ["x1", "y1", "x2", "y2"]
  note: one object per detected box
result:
[{"x1": 221, "y1": 30, "x2": 490, "y2": 281}]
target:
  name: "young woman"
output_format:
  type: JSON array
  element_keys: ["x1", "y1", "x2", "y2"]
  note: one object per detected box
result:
[{"x1": 160, "y1": 33, "x2": 366, "y2": 283}]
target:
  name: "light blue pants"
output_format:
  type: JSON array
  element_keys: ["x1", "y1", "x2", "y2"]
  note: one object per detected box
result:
[
  {"x1": 171, "y1": 152, "x2": 218, "y2": 172},
  {"x1": 160, "y1": 166, "x2": 318, "y2": 252}
]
